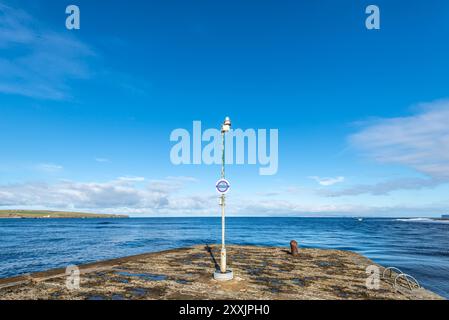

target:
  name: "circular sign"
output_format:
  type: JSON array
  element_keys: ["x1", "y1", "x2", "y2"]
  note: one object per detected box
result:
[{"x1": 216, "y1": 179, "x2": 230, "y2": 194}]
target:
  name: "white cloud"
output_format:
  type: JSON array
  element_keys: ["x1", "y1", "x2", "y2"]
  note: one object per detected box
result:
[
  {"x1": 309, "y1": 176, "x2": 345, "y2": 186},
  {"x1": 225, "y1": 197, "x2": 448, "y2": 217},
  {"x1": 0, "y1": 176, "x2": 446, "y2": 217},
  {"x1": 118, "y1": 176, "x2": 145, "y2": 182},
  {"x1": 324, "y1": 177, "x2": 440, "y2": 197},
  {"x1": 331, "y1": 100, "x2": 449, "y2": 196},
  {"x1": 147, "y1": 176, "x2": 198, "y2": 194},
  {"x1": 0, "y1": 3, "x2": 93, "y2": 100},
  {"x1": 351, "y1": 100, "x2": 449, "y2": 179},
  {"x1": 0, "y1": 176, "x2": 206, "y2": 213},
  {"x1": 95, "y1": 158, "x2": 110, "y2": 163}
]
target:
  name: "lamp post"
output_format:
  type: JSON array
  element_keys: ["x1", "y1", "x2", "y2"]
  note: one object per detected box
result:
[{"x1": 213, "y1": 117, "x2": 234, "y2": 281}]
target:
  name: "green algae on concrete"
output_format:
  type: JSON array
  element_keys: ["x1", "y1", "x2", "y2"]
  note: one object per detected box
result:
[{"x1": 0, "y1": 245, "x2": 443, "y2": 300}]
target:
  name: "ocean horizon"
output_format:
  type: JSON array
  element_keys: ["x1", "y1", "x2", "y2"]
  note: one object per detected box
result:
[{"x1": 1, "y1": 217, "x2": 448, "y2": 298}]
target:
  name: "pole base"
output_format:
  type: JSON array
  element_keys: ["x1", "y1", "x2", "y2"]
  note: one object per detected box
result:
[{"x1": 213, "y1": 269, "x2": 234, "y2": 281}]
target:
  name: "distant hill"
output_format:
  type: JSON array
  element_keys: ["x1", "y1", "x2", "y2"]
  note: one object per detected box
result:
[{"x1": 0, "y1": 210, "x2": 128, "y2": 219}]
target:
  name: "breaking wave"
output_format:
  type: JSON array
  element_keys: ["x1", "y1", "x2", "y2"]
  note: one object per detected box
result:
[{"x1": 396, "y1": 218, "x2": 449, "y2": 224}]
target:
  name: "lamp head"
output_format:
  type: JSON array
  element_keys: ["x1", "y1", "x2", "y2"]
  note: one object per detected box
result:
[{"x1": 222, "y1": 116, "x2": 231, "y2": 133}]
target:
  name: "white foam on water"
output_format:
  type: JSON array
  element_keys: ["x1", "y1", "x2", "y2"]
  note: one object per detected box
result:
[{"x1": 396, "y1": 218, "x2": 449, "y2": 224}]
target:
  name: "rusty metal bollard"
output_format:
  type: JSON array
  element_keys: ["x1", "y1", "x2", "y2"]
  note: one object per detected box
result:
[{"x1": 290, "y1": 240, "x2": 299, "y2": 256}]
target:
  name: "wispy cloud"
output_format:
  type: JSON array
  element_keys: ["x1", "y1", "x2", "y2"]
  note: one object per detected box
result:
[
  {"x1": 0, "y1": 2, "x2": 94, "y2": 100},
  {"x1": 35, "y1": 163, "x2": 63, "y2": 173},
  {"x1": 95, "y1": 158, "x2": 110, "y2": 163},
  {"x1": 227, "y1": 197, "x2": 447, "y2": 217},
  {"x1": 147, "y1": 176, "x2": 198, "y2": 194},
  {"x1": 324, "y1": 177, "x2": 441, "y2": 197},
  {"x1": 118, "y1": 176, "x2": 145, "y2": 182},
  {"x1": 331, "y1": 99, "x2": 449, "y2": 196},
  {"x1": 351, "y1": 100, "x2": 449, "y2": 179},
  {"x1": 309, "y1": 176, "x2": 345, "y2": 186},
  {"x1": 256, "y1": 191, "x2": 281, "y2": 197}
]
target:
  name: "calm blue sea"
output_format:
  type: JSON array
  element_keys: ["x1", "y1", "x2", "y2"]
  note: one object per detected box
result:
[{"x1": 0, "y1": 217, "x2": 448, "y2": 298}]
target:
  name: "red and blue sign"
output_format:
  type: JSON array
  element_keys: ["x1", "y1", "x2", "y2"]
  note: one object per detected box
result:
[{"x1": 216, "y1": 179, "x2": 230, "y2": 194}]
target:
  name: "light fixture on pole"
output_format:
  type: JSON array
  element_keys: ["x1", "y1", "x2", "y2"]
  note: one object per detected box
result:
[{"x1": 213, "y1": 116, "x2": 234, "y2": 281}]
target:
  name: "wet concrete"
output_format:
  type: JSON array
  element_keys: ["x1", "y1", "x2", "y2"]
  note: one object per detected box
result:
[{"x1": 0, "y1": 244, "x2": 443, "y2": 300}]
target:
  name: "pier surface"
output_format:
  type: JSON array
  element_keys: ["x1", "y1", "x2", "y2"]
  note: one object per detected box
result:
[{"x1": 0, "y1": 245, "x2": 443, "y2": 300}]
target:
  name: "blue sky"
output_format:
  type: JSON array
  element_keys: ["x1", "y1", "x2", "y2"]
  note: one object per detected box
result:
[{"x1": 1, "y1": 0, "x2": 449, "y2": 217}]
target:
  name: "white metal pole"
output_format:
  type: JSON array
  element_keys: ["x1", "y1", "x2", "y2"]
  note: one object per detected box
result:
[
  {"x1": 214, "y1": 117, "x2": 233, "y2": 281},
  {"x1": 220, "y1": 130, "x2": 227, "y2": 273}
]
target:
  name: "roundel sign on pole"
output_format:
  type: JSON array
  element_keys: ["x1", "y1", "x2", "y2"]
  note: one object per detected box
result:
[{"x1": 216, "y1": 179, "x2": 230, "y2": 194}]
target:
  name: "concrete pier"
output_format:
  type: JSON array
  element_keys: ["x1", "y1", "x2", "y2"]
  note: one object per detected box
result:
[{"x1": 0, "y1": 245, "x2": 443, "y2": 300}]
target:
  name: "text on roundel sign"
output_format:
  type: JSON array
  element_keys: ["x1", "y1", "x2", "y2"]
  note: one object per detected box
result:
[{"x1": 216, "y1": 179, "x2": 230, "y2": 194}]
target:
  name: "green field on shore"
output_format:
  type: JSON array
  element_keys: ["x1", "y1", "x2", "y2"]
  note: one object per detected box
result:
[{"x1": 0, "y1": 210, "x2": 128, "y2": 219}]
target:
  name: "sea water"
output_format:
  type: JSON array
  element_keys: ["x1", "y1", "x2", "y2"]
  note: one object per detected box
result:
[{"x1": 0, "y1": 217, "x2": 448, "y2": 298}]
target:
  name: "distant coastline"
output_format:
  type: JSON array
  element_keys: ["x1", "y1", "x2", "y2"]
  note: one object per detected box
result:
[{"x1": 0, "y1": 210, "x2": 128, "y2": 219}]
